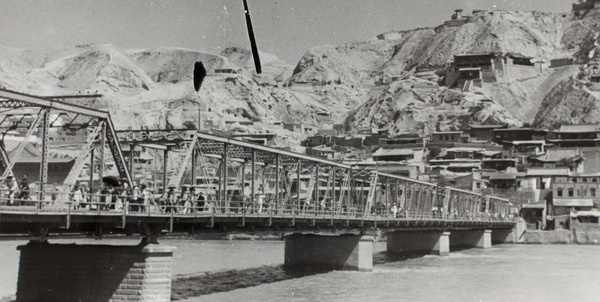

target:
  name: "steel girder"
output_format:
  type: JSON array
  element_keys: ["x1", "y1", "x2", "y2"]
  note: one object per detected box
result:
[{"x1": 0, "y1": 88, "x2": 132, "y2": 188}]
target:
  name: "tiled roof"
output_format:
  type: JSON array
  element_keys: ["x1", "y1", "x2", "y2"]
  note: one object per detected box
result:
[
  {"x1": 533, "y1": 149, "x2": 582, "y2": 162},
  {"x1": 556, "y1": 123, "x2": 600, "y2": 133}
]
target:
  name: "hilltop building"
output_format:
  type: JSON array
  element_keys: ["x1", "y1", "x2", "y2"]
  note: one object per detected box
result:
[
  {"x1": 492, "y1": 127, "x2": 548, "y2": 146},
  {"x1": 573, "y1": 0, "x2": 600, "y2": 18},
  {"x1": 466, "y1": 124, "x2": 508, "y2": 142},
  {"x1": 445, "y1": 53, "x2": 539, "y2": 89}
]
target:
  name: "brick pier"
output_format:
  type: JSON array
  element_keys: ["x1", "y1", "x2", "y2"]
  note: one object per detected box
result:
[{"x1": 16, "y1": 242, "x2": 175, "y2": 302}]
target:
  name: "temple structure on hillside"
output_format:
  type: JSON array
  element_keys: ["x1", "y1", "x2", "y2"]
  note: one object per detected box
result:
[{"x1": 573, "y1": 0, "x2": 600, "y2": 18}]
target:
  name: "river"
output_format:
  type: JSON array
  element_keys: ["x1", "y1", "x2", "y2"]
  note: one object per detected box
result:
[{"x1": 1, "y1": 238, "x2": 599, "y2": 301}]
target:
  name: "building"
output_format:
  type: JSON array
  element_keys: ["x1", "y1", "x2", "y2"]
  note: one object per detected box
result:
[
  {"x1": 547, "y1": 123, "x2": 600, "y2": 148},
  {"x1": 481, "y1": 158, "x2": 517, "y2": 171},
  {"x1": 429, "y1": 131, "x2": 469, "y2": 144},
  {"x1": 372, "y1": 148, "x2": 424, "y2": 162},
  {"x1": 316, "y1": 111, "x2": 334, "y2": 125},
  {"x1": 303, "y1": 136, "x2": 329, "y2": 147},
  {"x1": 214, "y1": 68, "x2": 241, "y2": 74},
  {"x1": 283, "y1": 123, "x2": 303, "y2": 133},
  {"x1": 549, "y1": 174, "x2": 600, "y2": 228},
  {"x1": 466, "y1": 124, "x2": 507, "y2": 142},
  {"x1": 306, "y1": 146, "x2": 336, "y2": 159},
  {"x1": 573, "y1": 0, "x2": 600, "y2": 17},
  {"x1": 492, "y1": 127, "x2": 548, "y2": 145},
  {"x1": 445, "y1": 53, "x2": 538, "y2": 88},
  {"x1": 520, "y1": 167, "x2": 570, "y2": 204},
  {"x1": 529, "y1": 149, "x2": 584, "y2": 172},
  {"x1": 520, "y1": 202, "x2": 547, "y2": 230},
  {"x1": 316, "y1": 129, "x2": 337, "y2": 136},
  {"x1": 487, "y1": 172, "x2": 518, "y2": 191},
  {"x1": 6, "y1": 142, "x2": 76, "y2": 185},
  {"x1": 504, "y1": 140, "x2": 547, "y2": 155},
  {"x1": 229, "y1": 133, "x2": 277, "y2": 145},
  {"x1": 444, "y1": 9, "x2": 470, "y2": 27},
  {"x1": 550, "y1": 58, "x2": 575, "y2": 68},
  {"x1": 364, "y1": 134, "x2": 388, "y2": 147},
  {"x1": 378, "y1": 134, "x2": 424, "y2": 149}
]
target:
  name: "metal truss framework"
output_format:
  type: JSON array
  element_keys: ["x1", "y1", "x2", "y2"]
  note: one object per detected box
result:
[
  {"x1": 116, "y1": 129, "x2": 511, "y2": 219},
  {"x1": 0, "y1": 88, "x2": 132, "y2": 196},
  {"x1": 0, "y1": 88, "x2": 511, "y2": 221}
]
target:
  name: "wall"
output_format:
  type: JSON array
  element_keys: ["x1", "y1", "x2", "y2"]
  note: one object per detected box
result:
[
  {"x1": 506, "y1": 65, "x2": 538, "y2": 80},
  {"x1": 583, "y1": 149, "x2": 600, "y2": 173}
]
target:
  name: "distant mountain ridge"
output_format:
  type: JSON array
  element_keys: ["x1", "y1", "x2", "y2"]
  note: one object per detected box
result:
[{"x1": 1, "y1": 7, "x2": 600, "y2": 146}]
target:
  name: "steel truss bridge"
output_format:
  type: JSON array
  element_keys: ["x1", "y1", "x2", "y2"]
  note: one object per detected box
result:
[{"x1": 0, "y1": 88, "x2": 515, "y2": 240}]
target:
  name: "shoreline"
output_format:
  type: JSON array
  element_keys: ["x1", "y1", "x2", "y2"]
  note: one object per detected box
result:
[{"x1": 523, "y1": 223, "x2": 600, "y2": 245}]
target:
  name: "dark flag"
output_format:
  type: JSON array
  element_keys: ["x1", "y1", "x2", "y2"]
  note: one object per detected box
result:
[
  {"x1": 243, "y1": 0, "x2": 262, "y2": 74},
  {"x1": 193, "y1": 61, "x2": 206, "y2": 92}
]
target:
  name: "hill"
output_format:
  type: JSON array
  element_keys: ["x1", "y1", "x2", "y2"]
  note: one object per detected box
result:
[{"x1": 1, "y1": 7, "x2": 600, "y2": 148}]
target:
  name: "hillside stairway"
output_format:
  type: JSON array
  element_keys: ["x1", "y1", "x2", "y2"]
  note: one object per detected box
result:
[{"x1": 462, "y1": 80, "x2": 473, "y2": 92}]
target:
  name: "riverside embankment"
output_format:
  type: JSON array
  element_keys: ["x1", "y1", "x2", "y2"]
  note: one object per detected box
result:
[{"x1": 523, "y1": 223, "x2": 600, "y2": 244}]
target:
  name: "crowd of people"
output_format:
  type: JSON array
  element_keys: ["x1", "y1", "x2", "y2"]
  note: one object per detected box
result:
[
  {"x1": 76, "y1": 182, "x2": 213, "y2": 214},
  {"x1": 0, "y1": 176, "x2": 393, "y2": 217},
  {"x1": 0, "y1": 174, "x2": 32, "y2": 206}
]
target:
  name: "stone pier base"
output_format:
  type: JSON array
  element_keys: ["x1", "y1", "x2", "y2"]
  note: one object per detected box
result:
[
  {"x1": 451, "y1": 230, "x2": 491, "y2": 249},
  {"x1": 16, "y1": 242, "x2": 175, "y2": 302},
  {"x1": 387, "y1": 231, "x2": 450, "y2": 256},
  {"x1": 284, "y1": 234, "x2": 374, "y2": 271}
]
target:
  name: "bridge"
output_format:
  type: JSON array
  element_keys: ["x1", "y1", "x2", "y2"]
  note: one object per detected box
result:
[{"x1": 0, "y1": 88, "x2": 520, "y2": 302}]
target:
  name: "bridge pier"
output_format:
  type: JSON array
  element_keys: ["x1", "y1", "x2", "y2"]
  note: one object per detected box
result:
[
  {"x1": 387, "y1": 231, "x2": 450, "y2": 256},
  {"x1": 491, "y1": 228, "x2": 517, "y2": 244},
  {"x1": 16, "y1": 241, "x2": 175, "y2": 302},
  {"x1": 284, "y1": 234, "x2": 374, "y2": 271},
  {"x1": 492, "y1": 220, "x2": 526, "y2": 244},
  {"x1": 450, "y1": 229, "x2": 492, "y2": 249}
]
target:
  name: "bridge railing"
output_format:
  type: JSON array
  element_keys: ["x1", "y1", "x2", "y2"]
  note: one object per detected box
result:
[{"x1": 0, "y1": 186, "x2": 516, "y2": 223}]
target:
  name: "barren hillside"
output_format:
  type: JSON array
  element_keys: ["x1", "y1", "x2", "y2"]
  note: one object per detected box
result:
[{"x1": 1, "y1": 7, "x2": 600, "y2": 146}]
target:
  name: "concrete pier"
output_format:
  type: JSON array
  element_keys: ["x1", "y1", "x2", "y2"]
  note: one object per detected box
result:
[
  {"x1": 284, "y1": 234, "x2": 374, "y2": 271},
  {"x1": 387, "y1": 231, "x2": 450, "y2": 256},
  {"x1": 450, "y1": 229, "x2": 491, "y2": 249},
  {"x1": 16, "y1": 242, "x2": 175, "y2": 302},
  {"x1": 491, "y1": 228, "x2": 517, "y2": 244}
]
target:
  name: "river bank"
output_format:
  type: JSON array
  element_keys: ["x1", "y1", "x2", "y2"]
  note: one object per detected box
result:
[
  {"x1": 2, "y1": 235, "x2": 600, "y2": 301},
  {"x1": 523, "y1": 222, "x2": 600, "y2": 244}
]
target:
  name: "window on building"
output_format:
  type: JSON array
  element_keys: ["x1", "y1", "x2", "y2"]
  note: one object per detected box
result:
[
  {"x1": 568, "y1": 188, "x2": 574, "y2": 197},
  {"x1": 557, "y1": 188, "x2": 563, "y2": 197},
  {"x1": 583, "y1": 178, "x2": 588, "y2": 183},
  {"x1": 594, "y1": 178, "x2": 598, "y2": 183},
  {"x1": 592, "y1": 188, "x2": 597, "y2": 197},
  {"x1": 572, "y1": 178, "x2": 577, "y2": 183}
]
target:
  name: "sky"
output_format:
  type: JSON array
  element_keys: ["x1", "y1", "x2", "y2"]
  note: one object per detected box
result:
[{"x1": 0, "y1": 0, "x2": 572, "y2": 64}]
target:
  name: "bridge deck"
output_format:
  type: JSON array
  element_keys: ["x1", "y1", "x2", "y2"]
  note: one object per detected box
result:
[{"x1": 0, "y1": 200, "x2": 516, "y2": 235}]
